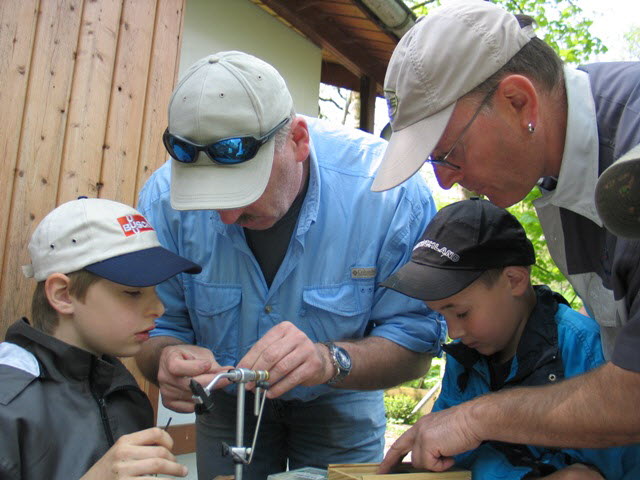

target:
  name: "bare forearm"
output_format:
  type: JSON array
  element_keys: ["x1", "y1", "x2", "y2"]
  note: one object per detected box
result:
[
  {"x1": 335, "y1": 336, "x2": 433, "y2": 390},
  {"x1": 469, "y1": 362, "x2": 640, "y2": 448},
  {"x1": 135, "y1": 336, "x2": 186, "y2": 385}
]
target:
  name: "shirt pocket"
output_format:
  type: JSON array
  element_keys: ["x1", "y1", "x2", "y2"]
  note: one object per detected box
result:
[
  {"x1": 189, "y1": 281, "x2": 242, "y2": 367},
  {"x1": 301, "y1": 279, "x2": 374, "y2": 340}
]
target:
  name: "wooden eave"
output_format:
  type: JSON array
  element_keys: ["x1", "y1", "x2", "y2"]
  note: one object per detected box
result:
[{"x1": 251, "y1": 0, "x2": 409, "y2": 94}]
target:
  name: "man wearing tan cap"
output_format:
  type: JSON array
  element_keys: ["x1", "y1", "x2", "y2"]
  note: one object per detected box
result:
[
  {"x1": 135, "y1": 51, "x2": 445, "y2": 479},
  {"x1": 373, "y1": 0, "x2": 640, "y2": 474}
]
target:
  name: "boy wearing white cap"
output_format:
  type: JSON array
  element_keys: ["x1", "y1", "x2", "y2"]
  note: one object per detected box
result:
[
  {"x1": 0, "y1": 197, "x2": 201, "y2": 479},
  {"x1": 370, "y1": 0, "x2": 640, "y2": 470},
  {"x1": 136, "y1": 51, "x2": 445, "y2": 479}
]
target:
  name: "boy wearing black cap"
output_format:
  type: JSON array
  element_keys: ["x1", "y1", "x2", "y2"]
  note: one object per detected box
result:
[
  {"x1": 382, "y1": 198, "x2": 640, "y2": 480},
  {"x1": 0, "y1": 198, "x2": 201, "y2": 480}
]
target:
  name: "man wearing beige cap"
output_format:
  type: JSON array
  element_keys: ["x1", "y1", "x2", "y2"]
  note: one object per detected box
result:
[
  {"x1": 372, "y1": 0, "x2": 640, "y2": 474},
  {"x1": 135, "y1": 51, "x2": 445, "y2": 479}
]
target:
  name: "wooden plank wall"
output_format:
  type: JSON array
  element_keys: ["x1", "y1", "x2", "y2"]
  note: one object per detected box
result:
[{"x1": 0, "y1": 0, "x2": 186, "y2": 389}]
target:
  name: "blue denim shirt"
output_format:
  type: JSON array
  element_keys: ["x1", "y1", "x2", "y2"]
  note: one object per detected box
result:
[{"x1": 138, "y1": 116, "x2": 445, "y2": 402}]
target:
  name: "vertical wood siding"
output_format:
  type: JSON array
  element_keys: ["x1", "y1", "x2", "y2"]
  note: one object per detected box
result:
[{"x1": 0, "y1": 0, "x2": 186, "y2": 389}]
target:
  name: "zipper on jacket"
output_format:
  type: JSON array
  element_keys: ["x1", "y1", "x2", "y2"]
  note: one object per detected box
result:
[
  {"x1": 90, "y1": 356, "x2": 116, "y2": 447},
  {"x1": 95, "y1": 395, "x2": 116, "y2": 446},
  {"x1": 98, "y1": 397, "x2": 116, "y2": 447}
]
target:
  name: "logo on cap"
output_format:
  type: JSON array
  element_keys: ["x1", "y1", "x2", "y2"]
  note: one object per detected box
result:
[
  {"x1": 118, "y1": 214, "x2": 154, "y2": 237},
  {"x1": 385, "y1": 90, "x2": 398, "y2": 120},
  {"x1": 415, "y1": 239, "x2": 460, "y2": 262}
]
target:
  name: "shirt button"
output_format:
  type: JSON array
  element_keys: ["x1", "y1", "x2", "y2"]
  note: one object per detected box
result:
[{"x1": 264, "y1": 305, "x2": 272, "y2": 314}]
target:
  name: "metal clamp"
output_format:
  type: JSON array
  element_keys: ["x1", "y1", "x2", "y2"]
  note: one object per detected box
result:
[{"x1": 189, "y1": 368, "x2": 269, "y2": 480}]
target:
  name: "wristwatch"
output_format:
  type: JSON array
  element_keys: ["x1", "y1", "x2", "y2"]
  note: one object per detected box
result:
[{"x1": 322, "y1": 342, "x2": 352, "y2": 385}]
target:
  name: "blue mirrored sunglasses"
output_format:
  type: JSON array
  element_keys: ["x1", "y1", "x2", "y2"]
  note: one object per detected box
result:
[{"x1": 163, "y1": 117, "x2": 289, "y2": 165}]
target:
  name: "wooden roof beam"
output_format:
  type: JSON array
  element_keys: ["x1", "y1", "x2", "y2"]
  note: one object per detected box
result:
[{"x1": 258, "y1": 0, "x2": 389, "y2": 87}]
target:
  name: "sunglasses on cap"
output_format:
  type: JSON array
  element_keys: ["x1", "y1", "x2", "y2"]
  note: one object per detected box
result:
[{"x1": 163, "y1": 117, "x2": 290, "y2": 165}]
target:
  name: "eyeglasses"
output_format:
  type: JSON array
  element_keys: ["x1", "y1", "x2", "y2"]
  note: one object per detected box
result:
[
  {"x1": 163, "y1": 117, "x2": 290, "y2": 165},
  {"x1": 427, "y1": 87, "x2": 497, "y2": 171}
]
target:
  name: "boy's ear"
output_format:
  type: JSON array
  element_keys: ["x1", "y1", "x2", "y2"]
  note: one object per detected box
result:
[
  {"x1": 503, "y1": 266, "x2": 531, "y2": 296},
  {"x1": 45, "y1": 273, "x2": 75, "y2": 315}
]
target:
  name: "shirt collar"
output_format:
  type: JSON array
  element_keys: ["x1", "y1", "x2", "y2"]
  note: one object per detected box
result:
[
  {"x1": 535, "y1": 67, "x2": 603, "y2": 226},
  {"x1": 295, "y1": 129, "x2": 320, "y2": 236}
]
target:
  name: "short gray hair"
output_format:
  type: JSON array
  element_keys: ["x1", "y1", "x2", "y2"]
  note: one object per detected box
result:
[{"x1": 274, "y1": 110, "x2": 297, "y2": 153}]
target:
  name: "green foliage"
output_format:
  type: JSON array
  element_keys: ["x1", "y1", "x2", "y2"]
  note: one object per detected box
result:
[
  {"x1": 384, "y1": 393, "x2": 419, "y2": 425},
  {"x1": 624, "y1": 26, "x2": 640, "y2": 60},
  {"x1": 404, "y1": 0, "x2": 607, "y2": 64},
  {"x1": 507, "y1": 190, "x2": 583, "y2": 310},
  {"x1": 401, "y1": 355, "x2": 445, "y2": 389}
]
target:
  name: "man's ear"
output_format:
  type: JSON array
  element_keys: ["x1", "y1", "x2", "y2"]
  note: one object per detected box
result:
[
  {"x1": 503, "y1": 266, "x2": 531, "y2": 296},
  {"x1": 45, "y1": 273, "x2": 75, "y2": 315},
  {"x1": 289, "y1": 116, "x2": 310, "y2": 163},
  {"x1": 495, "y1": 75, "x2": 538, "y2": 132}
]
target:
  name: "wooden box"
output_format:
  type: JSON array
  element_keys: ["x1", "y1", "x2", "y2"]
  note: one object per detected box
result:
[{"x1": 327, "y1": 463, "x2": 471, "y2": 480}]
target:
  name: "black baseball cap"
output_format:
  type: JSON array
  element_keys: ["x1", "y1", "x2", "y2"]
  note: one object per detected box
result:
[{"x1": 381, "y1": 198, "x2": 535, "y2": 301}]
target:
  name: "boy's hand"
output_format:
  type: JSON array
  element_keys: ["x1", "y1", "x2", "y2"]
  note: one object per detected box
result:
[
  {"x1": 158, "y1": 344, "x2": 229, "y2": 412},
  {"x1": 80, "y1": 428, "x2": 188, "y2": 479}
]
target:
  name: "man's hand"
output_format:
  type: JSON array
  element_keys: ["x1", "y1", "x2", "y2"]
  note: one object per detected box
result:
[
  {"x1": 236, "y1": 321, "x2": 334, "y2": 398},
  {"x1": 157, "y1": 344, "x2": 229, "y2": 412},
  {"x1": 81, "y1": 428, "x2": 188, "y2": 479},
  {"x1": 378, "y1": 405, "x2": 482, "y2": 473}
]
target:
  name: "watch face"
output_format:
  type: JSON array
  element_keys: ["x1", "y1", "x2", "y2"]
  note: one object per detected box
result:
[{"x1": 336, "y1": 347, "x2": 352, "y2": 370}]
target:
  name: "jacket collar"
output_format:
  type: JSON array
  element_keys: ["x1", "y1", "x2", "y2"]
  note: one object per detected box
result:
[{"x1": 6, "y1": 318, "x2": 135, "y2": 395}]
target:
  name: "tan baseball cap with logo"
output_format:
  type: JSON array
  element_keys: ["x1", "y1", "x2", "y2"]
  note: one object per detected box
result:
[
  {"x1": 23, "y1": 198, "x2": 201, "y2": 286},
  {"x1": 372, "y1": 0, "x2": 536, "y2": 192},
  {"x1": 167, "y1": 51, "x2": 294, "y2": 210}
]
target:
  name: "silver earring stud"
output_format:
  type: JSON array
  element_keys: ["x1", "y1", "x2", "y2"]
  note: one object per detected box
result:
[{"x1": 527, "y1": 122, "x2": 535, "y2": 133}]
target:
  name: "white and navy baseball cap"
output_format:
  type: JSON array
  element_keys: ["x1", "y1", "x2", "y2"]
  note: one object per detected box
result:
[
  {"x1": 22, "y1": 197, "x2": 201, "y2": 286},
  {"x1": 381, "y1": 198, "x2": 535, "y2": 301}
]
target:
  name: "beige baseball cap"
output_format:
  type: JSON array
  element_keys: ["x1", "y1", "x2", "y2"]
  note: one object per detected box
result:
[
  {"x1": 595, "y1": 144, "x2": 640, "y2": 238},
  {"x1": 168, "y1": 51, "x2": 293, "y2": 210},
  {"x1": 23, "y1": 198, "x2": 201, "y2": 286},
  {"x1": 372, "y1": 0, "x2": 536, "y2": 192}
]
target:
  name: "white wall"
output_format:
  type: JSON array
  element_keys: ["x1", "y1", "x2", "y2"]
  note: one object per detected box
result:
[{"x1": 178, "y1": 0, "x2": 323, "y2": 116}]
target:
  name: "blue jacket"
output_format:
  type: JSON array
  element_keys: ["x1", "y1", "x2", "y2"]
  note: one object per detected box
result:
[
  {"x1": 138, "y1": 115, "x2": 445, "y2": 405},
  {"x1": 433, "y1": 286, "x2": 640, "y2": 479}
]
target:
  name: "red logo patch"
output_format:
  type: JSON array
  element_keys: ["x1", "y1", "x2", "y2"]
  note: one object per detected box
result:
[{"x1": 118, "y1": 214, "x2": 154, "y2": 237}]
